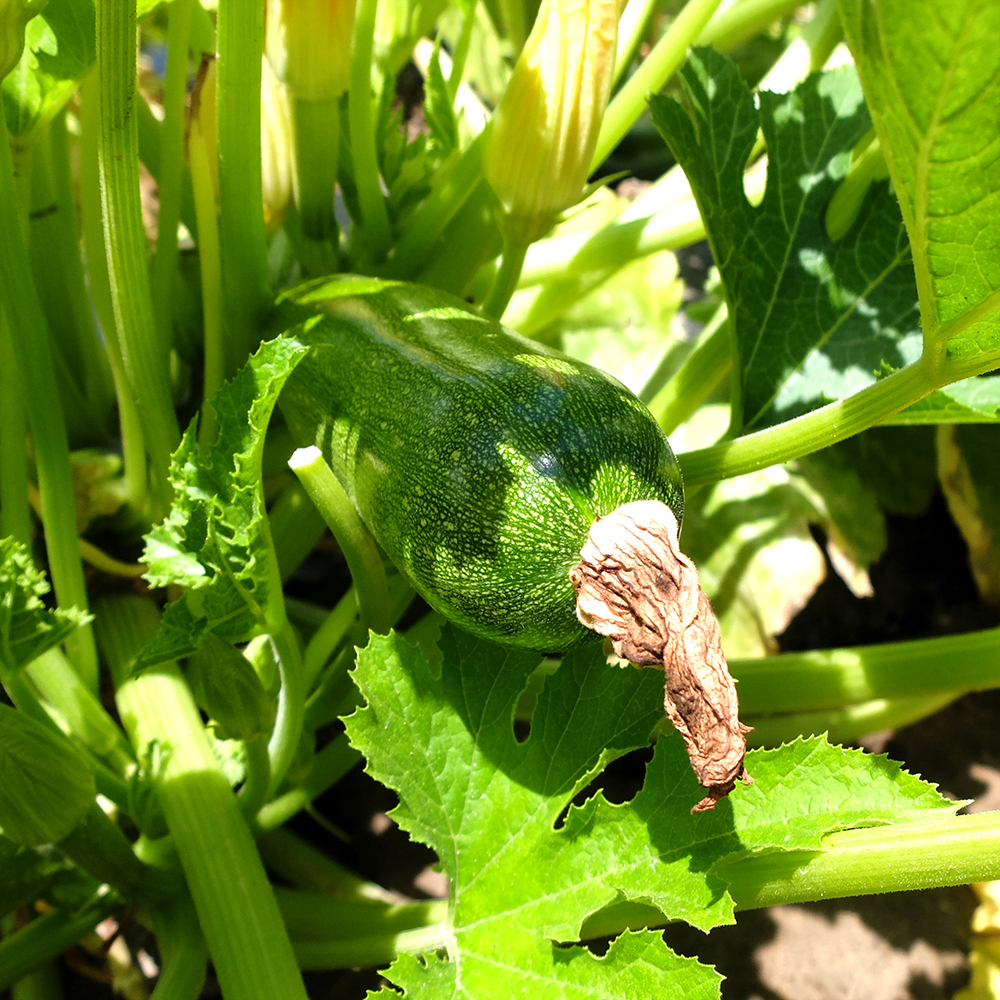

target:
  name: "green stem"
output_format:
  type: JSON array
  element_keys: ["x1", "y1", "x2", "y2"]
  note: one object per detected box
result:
[
  {"x1": 413, "y1": 177, "x2": 501, "y2": 297},
  {"x1": 733, "y1": 625, "x2": 1000, "y2": 715},
  {"x1": 277, "y1": 889, "x2": 449, "y2": 968},
  {"x1": 648, "y1": 303, "x2": 731, "y2": 435},
  {"x1": 238, "y1": 735, "x2": 272, "y2": 820},
  {"x1": 266, "y1": 623, "x2": 306, "y2": 798},
  {"x1": 269, "y1": 478, "x2": 329, "y2": 584},
  {"x1": 135, "y1": 93, "x2": 199, "y2": 241},
  {"x1": 0, "y1": 317, "x2": 30, "y2": 546},
  {"x1": 497, "y1": 0, "x2": 526, "y2": 51},
  {"x1": 293, "y1": 96, "x2": 341, "y2": 276},
  {"x1": 0, "y1": 103, "x2": 98, "y2": 689},
  {"x1": 48, "y1": 112, "x2": 115, "y2": 423},
  {"x1": 591, "y1": 0, "x2": 725, "y2": 172},
  {"x1": 582, "y1": 810, "x2": 1000, "y2": 940},
  {"x1": 304, "y1": 647, "x2": 358, "y2": 731},
  {"x1": 720, "y1": 811, "x2": 1000, "y2": 909},
  {"x1": 97, "y1": 595, "x2": 310, "y2": 1000},
  {"x1": 56, "y1": 801, "x2": 176, "y2": 903},
  {"x1": 614, "y1": 0, "x2": 659, "y2": 85},
  {"x1": 216, "y1": 0, "x2": 270, "y2": 373},
  {"x1": 744, "y1": 693, "x2": 957, "y2": 749},
  {"x1": 97, "y1": 0, "x2": 181, "y2": 518},
  {"x1": 482, "y1": 237, "x2": 529, "y2": 320},
  {"x1": 152, "y1": 0, "x2": 196, "y2": 355},
  {"x1": 258, "y1": 826, "x2": 398, "y2": 902},
  {"x1": 698, "y1": 0, "x2": 805, "y2": 52},
  {"x1": 80, "y1": 71, "x2": 148, "y2": 516},
  {"x1": 148, "y1": 893, "x2": 208, "y2": 1000},
  {"x1": 517, "y1": 187, "x2": 706, "y2": 288},
  {"x1": 0, "y1": 893, "x2": 120, "y2": 994},
  {"x1": 348, "y1": 0, "x2": 393, "y2": 261},
  {"x1": 447, "y1": 0, "x2": 477, "y2": 100},
  {"x1": 25, "y1": 647, "x2": 135, "y2": 776},
  {"x1": 390, "y1": 131, "x2": 486, "y2": 279},
  {"x1": 277, "y1": 889, "x2": 446, "y2": 941},
  {"x1": 29, "y1": 119, "x2": 109, "y2": 434},
  {"x1": 188, "y1": 102, "x2": 224, "y2": 447},
  {"x1": 256, "y1": 732, "x2": 362, "y2": 831},
  {"x1": 677, "y1": 360, "x2": 941, "y2": 486},
  {"x1": 302, "y1": 586, "x2": 359, "y2": 689},
  {"x1": 289, "y1": 447, "x2": 391, "y2": 635},
  {"x1": 293, "y1": 921, "x2": 451, "y2": 970}
]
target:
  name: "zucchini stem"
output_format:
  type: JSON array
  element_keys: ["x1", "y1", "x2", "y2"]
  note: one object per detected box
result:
[
  {"x1": 289, "y1": 447, "x2": 392, "y2": 636},
  {"x1": 348, "y1": 0, "x2": 393, "y2": 261},
  {"x1": 96, "y1": 0, "x2": 181, "y2": 518},
  {"x1": 216, "y1": 0, "x2": 270, "y2": 373},
  {"x1": 481, "y1": 237, "x2": 529, "y2": 320}
]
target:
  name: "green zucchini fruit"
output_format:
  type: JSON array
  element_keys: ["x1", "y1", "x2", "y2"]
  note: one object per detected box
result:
[{"x1": 277, "y1": 276, "x2": 684, "y2": 654}]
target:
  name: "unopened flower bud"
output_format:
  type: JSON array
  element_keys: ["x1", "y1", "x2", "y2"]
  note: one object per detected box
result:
[
  {"x1": 0, "y1": 704, "x2": 95, "y2": 847},
  {"x1": 483, "y1": 0, "x2": 618, "y2": 245},
  {"x1": 0, "y1": 0, "x2": 45, "y2": 80},
  {"x1": 187, "y1": 633, "x2": 276, "y2": 742},
  {"x1": 267, "y1": 0, "x2": 355, "y2": 101}
]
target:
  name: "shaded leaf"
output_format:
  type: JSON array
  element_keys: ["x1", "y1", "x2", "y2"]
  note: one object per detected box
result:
[{"x1": 649, "y1": 50, "x2": 921, "y2": 432}]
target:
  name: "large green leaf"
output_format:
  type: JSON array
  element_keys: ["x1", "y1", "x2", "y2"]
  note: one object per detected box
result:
[
  {"x1": 345, "y1": 628, "x2": 955, "y2": 1000},
  {"x1": 649, "y1": 48, "x2": 922, "y2": 433},
  {"x1": 1, "y1": 0, "x2": 94, "y2": 141},
  {"x1": 839, "y1": 0, "x2": 1000, "y2": 368}
]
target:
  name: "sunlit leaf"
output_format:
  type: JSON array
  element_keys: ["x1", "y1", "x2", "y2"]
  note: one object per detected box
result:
[
  {"x1": 347, "y1": 628, "x2": 955, "y2": 1000},
  {"x1": 839, "y1": 0, "x2": 1000, "y2": 365}
]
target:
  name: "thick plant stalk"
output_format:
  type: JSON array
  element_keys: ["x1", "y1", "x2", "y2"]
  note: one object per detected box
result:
[
  {"x1": 216, "y1": 0, "x2": 270, "y2": 372},
  {"x1": 96, "y1": 596, "x2": 310, "y2": 1000},
  {"x1": 96, "y1": 0, "x2": 181, "y2": 517},
  {"x1": 0, "y1": 103, "x2": 98, "y2": 688},
  {"x1": 151, "y1": 0, "x2": 196, "y2": 353}
]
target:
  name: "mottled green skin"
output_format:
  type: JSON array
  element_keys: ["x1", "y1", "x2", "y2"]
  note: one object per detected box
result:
[{"x1": 279, "y1": 277, "x2": 684, "y2": 653}]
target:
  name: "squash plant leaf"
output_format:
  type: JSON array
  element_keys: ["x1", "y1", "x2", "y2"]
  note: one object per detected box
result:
[
  {"x1": 1, "y1": 0, "x2": 95, "y2": 141},
  {"x1": 346, "y1": 627, "x2": 955, "y2": 1000},
  {"x1": 0, "y1": 537, "x2": 90, "y2": 676},
  {"x1": 888, "y1": 373, "x2": 1000, "y2": 424},
  {"x1": 136, "y1": 337, "x2": 308, "y2": 671},
  {"x1": 839, "y1": 0, "x2": 1000, "y2": 367},
  {"x1": 649, "y1": 48, "x2": 921, "y2": 434}
]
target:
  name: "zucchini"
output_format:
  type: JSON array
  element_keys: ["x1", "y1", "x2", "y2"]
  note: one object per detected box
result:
[{"x1": 277, "y1": 276, "x2": 684, "y2": 654}]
